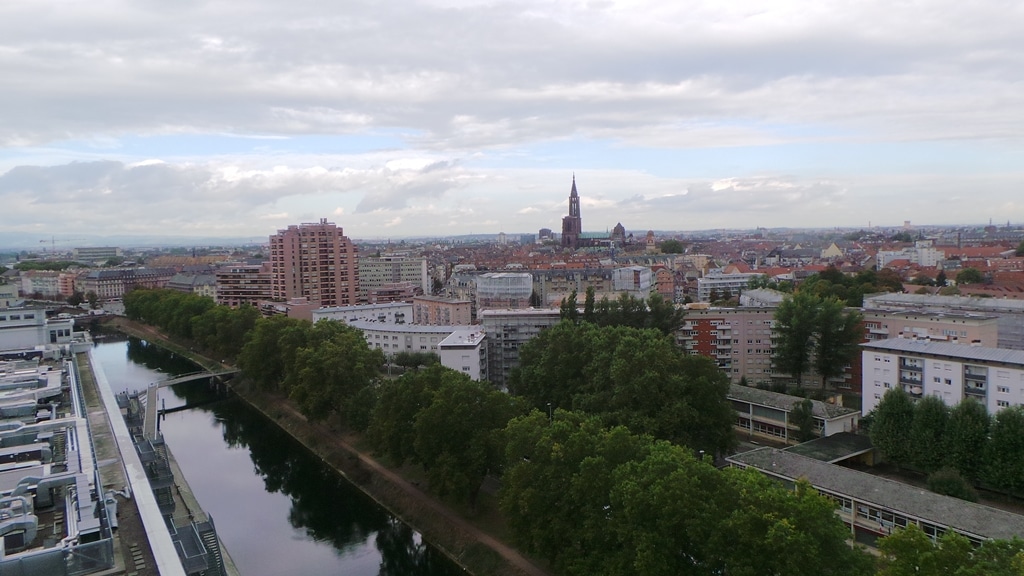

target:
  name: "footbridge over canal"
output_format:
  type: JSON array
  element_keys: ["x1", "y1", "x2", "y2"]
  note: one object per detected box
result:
[{"x1": 143, "y1": 369, "x2": 239, "y2": 440}]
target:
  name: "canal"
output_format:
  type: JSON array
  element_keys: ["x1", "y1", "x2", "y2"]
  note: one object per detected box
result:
[{"x1": 90, "y1": 334, "x2": 464, "y2": 576}]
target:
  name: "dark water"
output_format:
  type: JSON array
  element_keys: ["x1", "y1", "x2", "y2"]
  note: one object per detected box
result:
[{"x1": 90, "y1": 335, "x2": 463, "y2": 576}]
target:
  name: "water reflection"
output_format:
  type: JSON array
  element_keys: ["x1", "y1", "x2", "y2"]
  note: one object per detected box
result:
[{"x1": 92, "y1": 337, "x2": 461, "y2": 576}]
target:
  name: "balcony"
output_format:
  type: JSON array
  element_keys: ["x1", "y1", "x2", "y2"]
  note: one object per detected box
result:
[{"x1": 901, "y1": 383, "x2": 924, "y2": 397}]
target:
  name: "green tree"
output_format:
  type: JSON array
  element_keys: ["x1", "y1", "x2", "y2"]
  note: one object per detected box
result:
[
  {"x1": 984, "y1": 406, "x2": 1024, "y2": 494},
  {"x1": 772, "y1": 291, "x2": 819, "y2": 388},
  {"x1": 659, "y1": 239, "x2": 684, "y2": 253},
  {"x1": 908, "y1": 396, "x2": 949, "y2": 473},
  {"x1": 86, "y1": 290, "x2": 99, "y2": 309},
  {"x1": 1016, "y1": 239, "x2": 1024, "y2": 257},
  {"x1": 67, "y1": 291, "x2": 84, "y2": 307},
  {"x1": 945, "y1": 398, "x2": 990, "y2": 480},
  {"x1": 790, "y1": 398, "x2": 817, "y2": 442},
  {"x1": 877, "y1": 524, "x2": 973, "y2": 576},
  {"x1": 559, "y1": 290, "x2": 580, "y2": 322},
  {"x1": 812, "y1": 297, "x2": 864, "y2": 392},
  {"x1": 935, "y1": 269, "x2": 947, "y2": 287},
  {"x1": 956, "y1": 267, "x2": 984, "y2": 285},
  {"x1": 712, "y1": 470, "x2": 875, "y2": 576},
  {"x1": 583, "y1": 286, "x2": 596, "y2": 323},
  {"x1": 368, "y1": 366, "x2": 448, "y2": 465},
  {"x1": 237, "y1": 315, "x2": 310, "y2": 392},
  {"x1": 287, "y1": 321, "x2": 384, "y2": 422},
  {"x1": 870, "y1": 388, "x2": 916, "y2": 468},
  {"x1": 414, "y1": 375, "x2": 524, "y2": 509}
]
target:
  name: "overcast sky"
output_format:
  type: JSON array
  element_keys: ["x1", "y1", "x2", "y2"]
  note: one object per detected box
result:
[{"x1": 2, "y1": 0, "x2": 1023, "y2": 240}]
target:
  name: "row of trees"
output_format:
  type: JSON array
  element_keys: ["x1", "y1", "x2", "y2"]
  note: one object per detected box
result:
[
  {"x1": 510, "y1": 321, "x2": 736, "y2": 456},
  {"x1": 125, "y1": 288, "x2": 260, "y2": 358},
  {"x1": 870, "y1": 389, "x2": 1024, "y2": 494},
  {"x1": 877, "y1": 524, "x2": 1024, "y2": 575},
  {"x1": 500, "y1": 410, "x2": 875, "y2": 576},
  {"x1": 559, "y1": 289, "x2": 685, "y2": 336},
  {"x1": 749, "y1": 265, "x2": 905, "y2": 306},
  {"x1": 772, "y1": 290, "x2": 864, "y2": 390}
]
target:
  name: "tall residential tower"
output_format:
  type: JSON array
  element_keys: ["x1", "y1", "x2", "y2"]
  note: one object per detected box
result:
[{"x1": 269, "y1": 219, "x2": 359, "y2": 307}]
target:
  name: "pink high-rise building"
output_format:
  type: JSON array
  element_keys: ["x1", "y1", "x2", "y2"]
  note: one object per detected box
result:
[{"x1": 269, "y1": 219, "x2": 359, "y2": 307}]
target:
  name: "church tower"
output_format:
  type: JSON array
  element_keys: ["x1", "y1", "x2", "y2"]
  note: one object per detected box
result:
[{"x1": 561, "y1": 176, "x2": 582, "y2": 249}]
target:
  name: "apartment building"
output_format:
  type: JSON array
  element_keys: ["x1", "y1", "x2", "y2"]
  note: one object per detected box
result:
[
  {"x1": 78, "y1": 268, "x2": 176, "y2": 300},
  {"x1": 861, "y1": 338, "x2": 1024, "y2": 415},
  {"x1": 696, "y1": 271, "x2": 763, "y2": 302},
  {"x1": 358, "y1": 255, "x2": 428, "y2": 302},
  {"x1": 269, "y1": 219, "x2": 359, "y2": 307},
  {"x1": 412, "y1": 295, "x2": 472, "y2": 325},
  {"x1": 313, "y1": 302, "x2": 412, "y2": 325},
  {"x1": 531, "y1": 269, "x2": 614, "y2": 307},
  {"x1": 438, "y1": 329, "x2": 488, "y2": 381},
  {"x1": 861, "y1": 309, "x2": 998, "y2": 346},
  {"x1": 676, "y1": 307, "x2": 778, "y2": 384},
  {"x1": 864, "y1": 293, "x2": 1024, "y2": 350},
  {"x1": 611, "y1": 265, "x2": 653, "y2": 298},
  {"x1": 479, "y1": 308, "x2": 562, "y2": 390},
  {"x1": 215, "y1": 262, "x2": 272, "y2": 308}
]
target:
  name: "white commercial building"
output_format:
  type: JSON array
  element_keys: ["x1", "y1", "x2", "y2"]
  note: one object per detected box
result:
[
  {"x1": 313, "y1": 302, "x2": 413, "y2": 325},
  {"x1": 696, "y1": 271, "x2": 763, "y2": 302},
  {"x1": 348, "y1": 319, "x2": 456, "y2": 355},
  {"x1": 0, "y1": 307, "x2": 77, "y2": 355},
  {"x1": 861, "y1": 338, "x2": 1024, "y2": 415},
  {"x1": 438, "y1": 329, "x2": 488, "y2": 381}
]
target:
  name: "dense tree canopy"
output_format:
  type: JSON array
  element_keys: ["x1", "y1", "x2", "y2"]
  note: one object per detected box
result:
[
  {"x1": 985, "y1": 406, "x2": 1024, "y2": 494},
  {"x1": 500, "y1": 412, "x2": 873, "y2": 576},
  {"x1": 561, "y1": 291, "x2": 685, "y2": 337},
  {"x1": 944, "y1": 399, "x2": 990, "y2": 481},
  {"x1": 510, "y1": 321, "x2": 736, "y2": 455},
  {"x1": 908, "y1": 396, "x2": 949, "y2": 473},
  {"x1": 125, "y1": 288, "x2": 258, "y2": 357},
  {"x1": 878, "y1": 524, "x2": 1024, "y2": 576}
]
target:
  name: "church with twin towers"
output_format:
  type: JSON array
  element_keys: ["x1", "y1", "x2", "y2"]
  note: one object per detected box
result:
[{"x1": 559, "y1": 175, "x2": 626, "y2": 250}]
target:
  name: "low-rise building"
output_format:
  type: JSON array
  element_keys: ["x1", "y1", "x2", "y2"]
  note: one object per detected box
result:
[
  {"x1": 696, "y1": 271, "x2": 763, "y2": 302},
  {"x1": 78, "y1": 268, "x2": 176, "y2": 300},
  {"x1": 313, "y1": 302, "x2": 412, "y2": 325},
  {"x1": 864, "y1": 293, "x2": 1024, "y2": 350},
  {"x1": 350, "y1": 319, "x2": 456, "y2": 355},
  {"x1": 728, "y1": 447, "x2": 1024, "y2": 550},
  {"x1": 0, "y1": 307, "x2": 77, "y2": 356},
  {"x1": 729, "y1": 384, "x2": 859, "y2": 444}
]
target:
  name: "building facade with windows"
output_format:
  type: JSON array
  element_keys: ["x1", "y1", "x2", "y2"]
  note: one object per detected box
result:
[
  {"x1": 412, "y1": 296, "x2": 472, "y2": 325},
  {"x1": 0, "y1": 307, "x2": 75, "y2": 353},
  {"x1": 728, "y1": 384, "x2": 859, "y2": 444},
  {"x1": 269, "y1": 219, "x2": 359, "y2": 307},
  {"x1": 476, "y1": 273, "x2": 533, "y2": 311},
  {"x1": 696, "y1": 271, "x2": 764, "y2": 302},
  {"x1": 861, "y1": 309, "x2": 998, "y2": 346},
  {"x1": 863, "y1": 293, "x2": 1024, "y2": 350},
  {"x1": 675, "y1": 307, "x2": 778, "y2": 384},
  {"x1": 349, "y1": 320, "x2": 456, "y2": 355},
  {"x1": 728, "y1": 447, "x2": 1024, "y2": 550},
  {"x1": 215, "y1": 262, "x2": 272, "y2": 308},
  {"x1": 358, "y1": 256, "x2": 429, "y2": 302},
  {"x1": 479, "y1": 308, "x2": 562, "y2": 389},
  {"x1": 78, "y1": 268, "x2": 176, "y2": 300},
  {"x1": 861, "y1": 338, "x2": 1024, "y2": 415},
  {"x1": 438, "y1": 329, "x2": 487, "y2": 381}
]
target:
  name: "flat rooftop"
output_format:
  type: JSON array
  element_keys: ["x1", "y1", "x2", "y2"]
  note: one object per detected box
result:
[
  {"x1": 728, "y1": 447, "x2": 1024, "y2": 541},
  {"x1": 862, "y1": 338, "x2": 1024, "y2": 366}
]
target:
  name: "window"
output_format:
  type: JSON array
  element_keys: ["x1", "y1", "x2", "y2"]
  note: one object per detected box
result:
[
  {"x1": 933, "y1": 377, "x2": 941, "y2": 383},
  {"x1": 998, "y1": 386, "x2": 1010, "y2": 394},
  {"x1": 998, "y1": 400, "x2": 1010, "y2": 408},
  {"x1": 945, "y1": 379, "x2": 952, "y2": 385}
]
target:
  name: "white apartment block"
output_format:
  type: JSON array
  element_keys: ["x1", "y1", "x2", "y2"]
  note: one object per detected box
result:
[
  {"x1": 696, "y1": 271, "x2": 764, "y2": 302},
  {"x1": 877, "y1": 240, "x2": 944, "y2": 268},
  {"x1": 349, "y1": 319, "x2": 456, "y2": 355},
  {"x1": 313, "y1": 302, "x2": 413, "y2": 325},
  {"x1": 438, "y1": 329, "x2": 488, "y2": 381},
  {"x1": 862, "y1": 338, "x2": 1024, "y2": 416}
]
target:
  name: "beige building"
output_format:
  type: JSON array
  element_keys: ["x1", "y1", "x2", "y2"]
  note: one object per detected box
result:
[
  {"x1": 216, "y1": 262, "x2": 272, "y2": 308},
  {"x1": 358, "y1": 255, "x2": 428, "y2": 302},
  {"x1": 862, "y1": 309, "x2": 998, "y2": 346},
  {"x1": 412, "y1": 295, "x2": 472, "y2": 325}
]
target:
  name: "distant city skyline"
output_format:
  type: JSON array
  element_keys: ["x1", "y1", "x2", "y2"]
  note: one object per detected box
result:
[{"x1": 2, "y1": 1, "x2": 1024, "y2": 239}]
